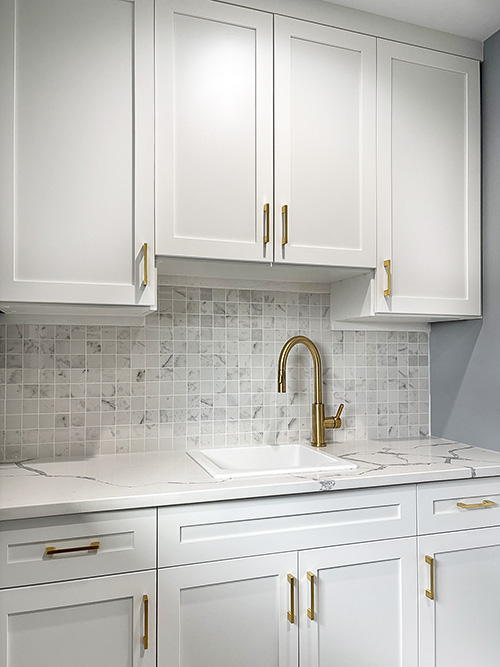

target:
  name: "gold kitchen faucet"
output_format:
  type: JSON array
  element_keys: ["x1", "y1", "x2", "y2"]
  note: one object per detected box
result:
[{"x1": 277, "y1": 336, "x2": 344, "y2": 447}]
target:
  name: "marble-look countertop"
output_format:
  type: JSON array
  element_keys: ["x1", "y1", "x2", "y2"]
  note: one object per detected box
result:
[{"x1": 2, "y1": 437, "x2": 500, "y2": 521}]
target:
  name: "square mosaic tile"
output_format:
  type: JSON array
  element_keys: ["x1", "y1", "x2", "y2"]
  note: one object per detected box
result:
[{"x1": 0, "y1": 283, "x2": 430, "y2": 460}]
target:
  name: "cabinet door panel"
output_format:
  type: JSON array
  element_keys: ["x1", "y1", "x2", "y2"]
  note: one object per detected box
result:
[
  {"x1": 419, "y1": 528, "x2": 500, "y2": 667},
  {"x1": 300, "y1": 538, "x2": 418, "y2": 667},
  {"x1": 377, "y1": 40, "x2": 480, "y2": 317},
  {"x1": 0, "y1": 570, "x2": 156, "y2": 667},
  {"x1": 0, "y1": 0, "x2": 155, "y2": 306},
  {"x1": 275, "y1": 17, "x2": 376, "y2": 268},
  {"x1": 156, "y1": 0, "x2": 273, "y2": 261},
  {"x1": 158, "y1": 552, "x2": 298, "y2": 667}
]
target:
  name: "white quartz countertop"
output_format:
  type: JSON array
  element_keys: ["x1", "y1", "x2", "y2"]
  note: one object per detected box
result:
[{"x1": 2, "y1": 437, "x2": 500, "y2": 521}]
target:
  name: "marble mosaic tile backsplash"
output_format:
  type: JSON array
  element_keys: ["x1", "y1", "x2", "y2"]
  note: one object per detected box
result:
[{"x1": 0, "y1": 283, "x2": 430, "y2": 461}]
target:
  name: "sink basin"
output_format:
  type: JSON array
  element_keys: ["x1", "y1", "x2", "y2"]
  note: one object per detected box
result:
[{"x1": 188, "y1": 445, "x2": 357, "y2": 479}]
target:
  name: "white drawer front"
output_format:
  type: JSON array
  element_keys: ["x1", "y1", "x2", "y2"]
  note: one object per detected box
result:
[
  {"x1": 418, "y1": 478, "x2": 500, "y2": 535},
  {"x1": 0, "y1": 509, "x2": 156, "y2": 588},
  {"x1": 159, "y1": 486, "x2": 416, "y2": 567}
]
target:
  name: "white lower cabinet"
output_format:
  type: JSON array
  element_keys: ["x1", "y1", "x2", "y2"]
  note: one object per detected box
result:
[
  {"x1": 0, "y1": 570, "x2": 156, "y2": 667},
  {"x1": 419, "y1": 527, "x2": 500, "y2": 667},
  {"x1": 157, "y1": 538, "x2": 417, "y2": 667},
  {"x1": 5, "y1": 479, "x2": 500, "y2": 667},
  {"x1": 300, "y1": 538, "x2": 418, "y2": 667},
  {"x1": 158, "y1": 552, "x2": 298, "y2": 667}
]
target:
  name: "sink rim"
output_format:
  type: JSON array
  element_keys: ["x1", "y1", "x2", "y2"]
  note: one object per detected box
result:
[{"x1": 188, "y1": 444, "x2": 357, "y2": 479}]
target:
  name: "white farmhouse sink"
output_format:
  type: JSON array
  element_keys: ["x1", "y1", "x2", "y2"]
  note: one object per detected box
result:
[{"x1": 188, "y1": 445, "x2": 357, "y2": 479}]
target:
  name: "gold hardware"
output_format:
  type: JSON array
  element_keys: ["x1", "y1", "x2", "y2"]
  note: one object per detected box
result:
[
  {"x1": 143, "y1": 595, "x2": 149, "y2": 650},
  {"x1": 282, "y1": 205, "x2": 288, "y2": 245},
  {"x1": 287, "y1": 573, "x2": 295, "y2": 623},
  {"x1": 324, "y1": 403, "x2": 344, "y2": 430},
  {"x1": 457, "y1": 499, "x2": 496, "y2": 509},
  {"x1": 45, "y1": 541, "x2": 100, "y2": 556},
  {"x1": 384, "y1": 259, "x2": 391, "y2": 296},
  {"x1": 278, "y1": 336, "x2": 344, "y2": 446},
  {"x1": 425, "y1": 555, "x2": 435, "y2": 600},
  {"x1": 263, "y1": 203, "x2": 270, "y2": 244},
  {"x1": 143, "y1": 242, "x2": 148, "y2": 287},
  {"x1": 307, "y1": 571, "x2": 315, "y2": 621}
]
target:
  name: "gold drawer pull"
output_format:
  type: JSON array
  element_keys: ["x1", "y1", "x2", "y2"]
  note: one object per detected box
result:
[
  {"x1": 263, "y1": 203, "x2": 270, "y2": 245},
  {"x1": 307, "y1": 571, "x2": 315, "y2": 621},
  {"x1": 143, "y1": 242, "x2": 148, "y2": 287},
  {"x1": 383, "y1": 259, "x2": 391, "y2": 296},
  {"x1": 143, "y1": 595, "x2": 149, "y2": 650},
  {"x1": 287, "y1": 573, "x2": 295, "y2": 624},
  {"x1": 457, "y1": 499, "x2": 496, "y2": 510},
  {"x1": 425, "y1": 555, "x2": 435, "y2": 600},
  {"x1": 282, "y1": 205, "x2": 288, "y2": 246},
  {"x1": 45, "y1": 541, "x2": 100, "y2": 556}
]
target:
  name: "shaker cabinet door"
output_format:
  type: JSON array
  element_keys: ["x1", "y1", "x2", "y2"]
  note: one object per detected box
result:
[
  {"x1": 155, "y1": 0, "x2": 273, "y2": 262},
  {"x1": 299, "y1": 538, "x2": 418, "y2": 667},
  {"x1": 0, "y1": 571, "x2": 156, "y2": 667},
  {"x1": 274, "y1": 17, "x2": 376, "y2": 268},
  {"x1": 0, "y1": 0, "x2": 155, "y2": 307},
  {"x1": 376, "y1": 40, "x2": 480, "y2": 317},
  {"x1": 158, "y1": 552, "x2": 298, "y2": 667},
  {"x1": 419, "y1": 528, "x2": 500, "y2": 667}
]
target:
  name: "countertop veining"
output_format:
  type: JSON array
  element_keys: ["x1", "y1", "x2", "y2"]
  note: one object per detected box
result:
[{"x1": 2, "y1": 437, "x2": 500, "y2": 521}]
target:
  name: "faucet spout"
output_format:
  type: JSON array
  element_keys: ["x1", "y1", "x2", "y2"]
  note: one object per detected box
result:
[
  {"x1": 277, "y1": 335, "x2": 343, "y2": 447},
  {"x1": 277, "y1": 335, "x2": 323, "y2": 403}
]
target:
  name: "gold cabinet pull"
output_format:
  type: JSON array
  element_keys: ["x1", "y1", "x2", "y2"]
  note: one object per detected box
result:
[
  {"x1": 383, "y1": 259, "x2": 391, "y2": 296},
  {"x1": 425, "y1": 555, "x2": 435, "y2": 600},
  {"x1": 263, "y1": 203, "x2": 270, "y2": 245},
  {"x1": 457, "y1": 499, "x2": 496, "y2": 509},
  {"x1": 45, "y1": 541, "x2": 100, "y2": 556},
  {"x1": 282, "y1": 205, "x2": 288, "y2": 246},
  {"x1": 307, "y1": 571, "x2": 315, "y2": 621},
  {"x1": 287, "y1": 573, "x2": 295, "y2": 623},
  {"x1": 142, "y1": 242, "x2": 148, "y2": 287},
  {"x1": 143, "y1": 594, "x2": 149, "y2": 650}
]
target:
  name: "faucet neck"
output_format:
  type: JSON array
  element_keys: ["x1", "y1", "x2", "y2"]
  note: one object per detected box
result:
[{"x1": 277, "y1": 335, "x2": 323, "y2": 404}]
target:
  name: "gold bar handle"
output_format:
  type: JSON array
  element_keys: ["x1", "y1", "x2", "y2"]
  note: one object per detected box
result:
[
  {"x1": 45, "y1": 541, "x2": 100, "y2": 556},
  {"x1": 263, "y1": 203, "x2": 270, "y2": 245},
  {"x1": 383, "y1": 259, "x2": 391, "y2": 296},
  {"x1": 307, "y1": 571, "x2": 315, "y2": 621},
  {"x1": 425, "y1": 555, "x2": 435, "y2": 600},
  {"x1": 143, "y1": 595, "x2": 149, "y2": 650},
  {"x1": 142, "y1": 243, "x2": 148, "y2": 287},
  {"x1": 287, "y1": 573, "x2": 295, "y2": 624},
  {"x1": 282, "y1": 205, "x2": 288, "y2": 246},
  {"x1": 457, "y1": 499, "x2": 496, "y2": 509}
]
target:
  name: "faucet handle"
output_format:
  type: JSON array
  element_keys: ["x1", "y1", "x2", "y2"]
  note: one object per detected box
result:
[{"x1": 324, "y1": 403, "x2": 344, "y2": 430}]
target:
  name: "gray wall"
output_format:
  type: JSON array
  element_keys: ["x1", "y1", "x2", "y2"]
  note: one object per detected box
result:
[{"x1": 430, "y1": 29, "x2": 500, "y2": 451}]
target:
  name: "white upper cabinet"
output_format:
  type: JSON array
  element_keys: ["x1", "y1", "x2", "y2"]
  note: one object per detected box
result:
[
  {"x1": 155, "y1": 3, "x2": 376, "y2": 269},
  {"x1": 155, "y1": 0, "x2": 274, "y2": 262},
  {"x1": 0, "y1": 0, "x2": 155, "y2": 311},
  {"x1": 376, "y1": 40, "x2": 481, "y2": 318},
  {"x1": 331, "y1": 39, "x2": 481, "y2": 324},
  {"x1": 274, "y1": 17, "x2": 376, "y2": 268}
]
